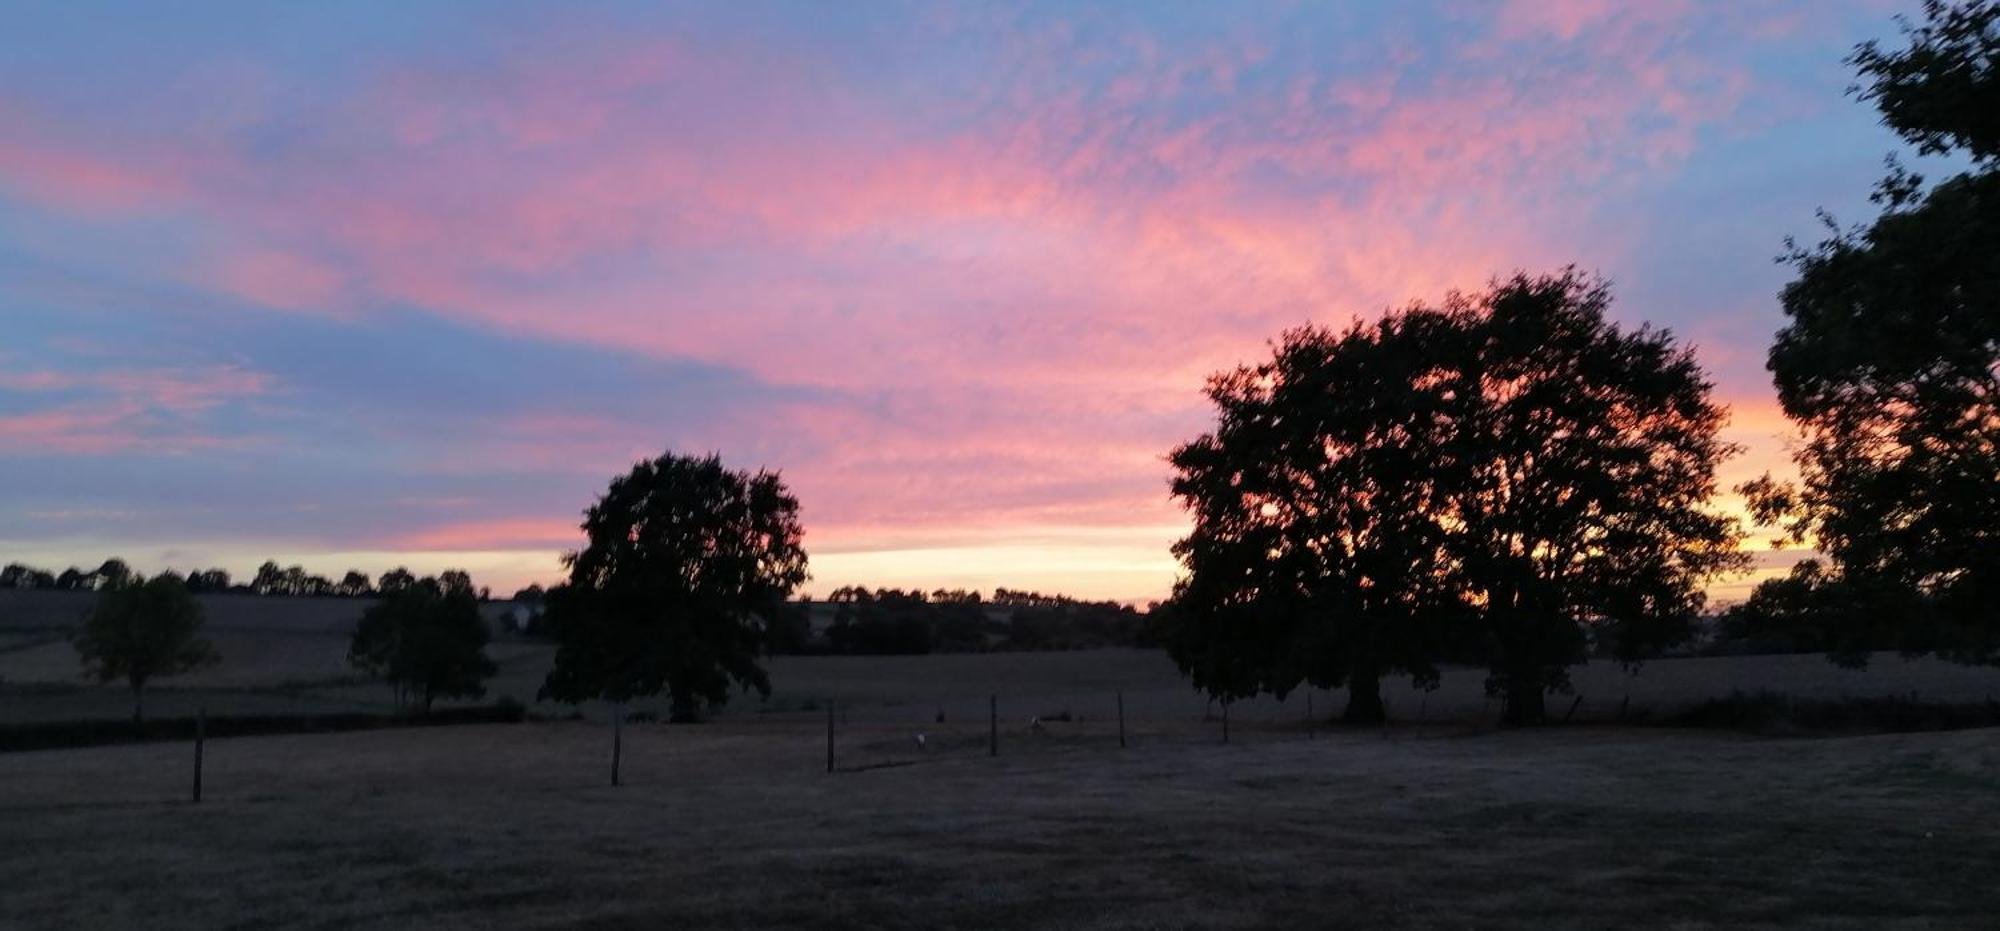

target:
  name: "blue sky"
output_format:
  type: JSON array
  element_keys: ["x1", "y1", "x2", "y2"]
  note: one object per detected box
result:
[{"x1": 0, "y1": 1, "x2": 1939, "y2": 600}]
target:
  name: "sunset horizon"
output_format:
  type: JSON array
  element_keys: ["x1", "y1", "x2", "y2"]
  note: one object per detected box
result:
[{"x1": 0, "y1": 2, "x2": 1930, "y2": 602}]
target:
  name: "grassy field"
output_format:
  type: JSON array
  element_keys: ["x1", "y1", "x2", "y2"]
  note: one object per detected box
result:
[
  {"x1": 10, "y1": 590, "x2": 2000, "y2": 927},
  {"x1": 4, "y1": 717, "x2": 1998, "y2": 928}
]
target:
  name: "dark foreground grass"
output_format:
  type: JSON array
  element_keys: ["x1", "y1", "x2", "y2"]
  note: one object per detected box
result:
[
  {"x1": 3, "y1": 719, "x2": 1997, "y2": 929},
  {"x1": 0, "y1": 701, "x2": 527, "y2": 752}
]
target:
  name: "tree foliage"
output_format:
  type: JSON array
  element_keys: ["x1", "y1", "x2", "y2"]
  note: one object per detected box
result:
[
  {"x1": 1168, "y1": 309, "x2": 1465, "y2": 723},
  {"x1": 1850, "y1": 0, "x2": 2000, "y2": 163},
  {"x1": 1741, "y1": 0, "x2": 2000, "y2": 666},
  {"x1": 538, "y1": 452, "x2": 809, "y2": 720},
  {"x1": 1438, "y1": 273, "x2": 1744, "y2": 723},
  {"x1": 1169, "y1": 271, "x2": 1744, "y2": 724},
  {"x1": 73, "y1": 572, "x2": 220, "y2": 723},
  {"x1": 348, "y1": 574, "x2": 497, "y2": 712}
]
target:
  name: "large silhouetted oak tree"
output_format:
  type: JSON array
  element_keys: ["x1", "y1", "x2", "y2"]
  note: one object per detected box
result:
[
  {"x1": 1740, "y1": 1, "x2": 2000, "y2": 665},
  {"x1": 1438, "y1": 272, "x2": 1744, "y2": 724},
  {"x1": 1171, "y1": 271, "x2": 1744, "y2": 726},
  {"x1": 74, "y1": 571, "x2": 220, "y2": 723},
  {"x1": 539, "y1": 452, "x2": 809, "y2": 721},
  {"x1": 1168, "y1": 310, "x2": 1466, "y2": 724}
]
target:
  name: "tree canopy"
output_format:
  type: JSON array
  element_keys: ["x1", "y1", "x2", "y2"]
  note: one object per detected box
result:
[
  {"x1": 73, "y1": 571, "x2": 220, "y2": 723},
  {"x1": 1168, "y1": 271, "x2": 1744, "y2": 725},
  {"x1": 538, "y1": 452, "x2": 809, "y2": 720},
  {"x1": 1740, "y1": 0, "x2": 2000, "y2": 667},
  {"x1": 1439, "y1": 272, "x2": 1744, "y2": 722},
  {"x1": 1850, "y1": 0, "x2": 2000, "y2": 163},
  {"x1": 1168, "y1": 309, "x2": 1465, "y2": 723},
  {"x1": 348, "y1": 573, "x2": 497, "y2": 712}
]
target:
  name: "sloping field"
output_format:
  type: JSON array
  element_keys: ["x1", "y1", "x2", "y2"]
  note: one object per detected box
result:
[{"x1": 3, "y1": 720, "x2": 1996, "y2": 928}]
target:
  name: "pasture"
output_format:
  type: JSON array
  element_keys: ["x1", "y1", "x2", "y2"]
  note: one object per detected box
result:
[
  {"x1": 8, "y1": 589, "x2": 2000, "y2": 731},
  {"x1": 5, "y1": 719, "x2": 1999, "y2": 928},
  {"x1": 8, "y1": 590, "x2": 2000, "y2": 927}
]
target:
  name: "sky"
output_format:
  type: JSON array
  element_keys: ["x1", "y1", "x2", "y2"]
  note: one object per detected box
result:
[{"x1": 0, "y1": 1, "x2": 1934, "y2": 603}]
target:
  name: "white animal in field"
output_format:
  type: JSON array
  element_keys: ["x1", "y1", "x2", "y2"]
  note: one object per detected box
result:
[
  {"x1": 913, "y1": 733, "x2": 927, "y2": 751},
  {"x1": 1029, "y1": 716, "x2": 1046, "y2": 734}
]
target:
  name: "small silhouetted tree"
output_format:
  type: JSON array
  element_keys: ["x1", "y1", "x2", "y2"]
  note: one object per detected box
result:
[
  {"x1": 91, "y1": 558, "x2": 133, "y2": 590},
  {"x1": 74, "y1": 572, "x2": 220, "y2": 723},
  {"x1": 539, "y1": 452, "x2": 809, "y2": 721},
  {"x1": 348, "y1": 576, "x2": 496, "y2": 713},
  {"x1": 186, "y1": 569, "x2": 232, "y2": 593},
  {"x1": 336, "y1": 570, "x2": 374, "y2": 597},
  {"x1": 377, "y1": 567, "x2": 417, "y2": 596},
  {"x1": 762, "y1": 599, "x2": 815, "y2": 655},
  {"x1": 1, "y1": 563, "x2": 56, "y2": 589}
]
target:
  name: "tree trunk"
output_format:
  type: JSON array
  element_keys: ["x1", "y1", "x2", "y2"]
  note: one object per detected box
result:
[
  {"x1": 1502, "y1": 666, "x2": 1546, "y2": 725},
  {"x1": 1342, "y1": 669, "x2": 1386, "y2": 725}
]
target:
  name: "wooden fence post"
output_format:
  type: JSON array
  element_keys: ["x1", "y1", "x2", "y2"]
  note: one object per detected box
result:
[
  {"x1": 611, "y1": 703, "x2": 624, "y2": 787},
  {"x1": 191, "y1": 707, "x2": 205, "y2": 804},
  {"x1": 989, "y1": 695, "x2": 998, "y2": 757},
  {"x1": 1117, "y1": 691, "x2": 1126, "y2": 749},
  {"x1": 825, "y1": 701, "x2": 835, "y2": 774},
  {"x1": 1222, "y1": 700, "x2": 1230, "y2": 744}
]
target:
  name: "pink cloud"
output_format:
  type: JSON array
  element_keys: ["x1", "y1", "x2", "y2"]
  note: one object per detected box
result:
[
  {"x1": 0, "y1": 7, "x2": 1850, "y2": 597},
  {"x1": 0, "y1": 364, "x2": 273, "y2": 456},
  {"x1": 387, "y1": 517, "x2": 583, "y2": 551},
  {"x1": 0, "y1": 138, "x2": 181, "y2": 213},
  {"x1": 211, "y1": 250, "x2": 346, "y2": 312}
]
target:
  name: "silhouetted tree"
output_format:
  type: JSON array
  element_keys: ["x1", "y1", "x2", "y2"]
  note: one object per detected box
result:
[
  {"x1": 1742, "y1": 1, "x2": 2000, "y2": 666},
  {"x1": 377, "y1": 567, "x2": 417, "y2": 596},
  {"x1": 1, "y1": 563, "x2": 56, "y2": 589},
  {"x1": 539, "y1": 452, "x2": 809, "y2": 721},
  {"x1": 1850, "y1": 0, "x2": 2000, "y2": 163},
  {"x1": 185, "y1": 569, "x2": 232, "y2": 593},
  {"x1": 437, "y1": 569, "x2": 475, "y2": 598},
  {"x1": 73, "y1": 572, "x2": 219, "y2": 723},
  {"x1": 348, "y1": 576, "x2": 495, "y2": 713},
  {"x1": 826, "y1": 587, "x2": 937, "y2": 654},
  {"x1": 1168, "y1": 309, "x2": 1465, "y2": 723},
  {"x1": 762, "y1": 599, "x2": 815, "y2": 655},
  {"x1": 92, "y1": 558, "x2": 133, "y2": 590},
  {"x1": 1437, "y1": 272, "x2": 1745, "y2": 723},
  {"x1": 54, "y1": 568, "x2": 86, "y2": 591},
  {"x1": 336, "y1": 570, "x2": 374, "y2": 597},
  {"x1": 251, "y1": 561, "x2": 285, "y2": 595}
]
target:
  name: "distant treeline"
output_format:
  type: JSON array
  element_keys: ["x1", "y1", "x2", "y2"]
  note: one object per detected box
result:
[
  {"x1": 762, "y1": 586, "x2": 1160, "y2": 655},
  {"x1": 0, "y1": 558, "x2": 513, "y2": 602}
]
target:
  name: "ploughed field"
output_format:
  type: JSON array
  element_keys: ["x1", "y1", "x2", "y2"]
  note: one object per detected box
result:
[{"x1": 4, "y1": 718, "x2": 1998, "y2": 928}]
